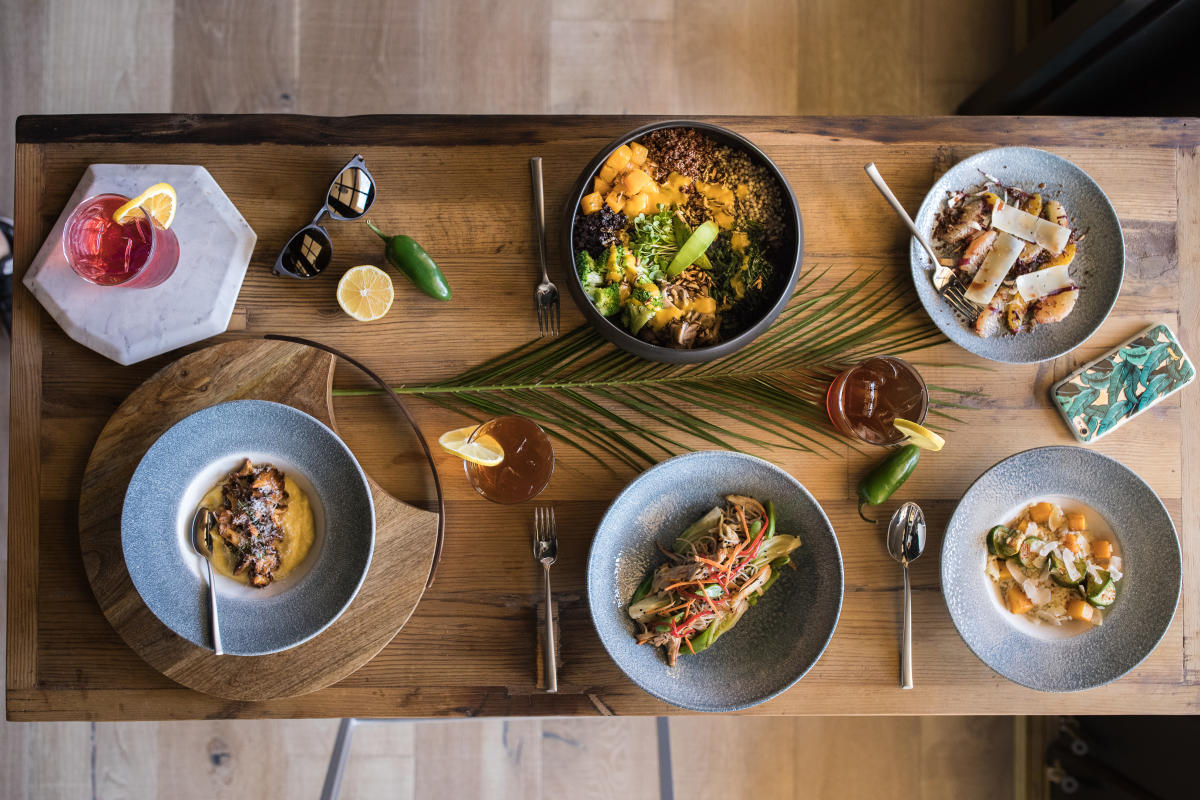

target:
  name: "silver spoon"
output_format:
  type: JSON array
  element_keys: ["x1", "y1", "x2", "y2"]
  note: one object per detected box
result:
[
  {"x1": 886, "y1": 501, "x2": 926, "y2": 690},
  {"x1": 190, "y1": 508, "x2": 223, "y2": 655}
]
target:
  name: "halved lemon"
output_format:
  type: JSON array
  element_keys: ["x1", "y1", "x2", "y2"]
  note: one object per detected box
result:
[
  {"x1": 893, "y1": 419, "x2": 945, "y2": 451},
  {"x1": 113, "y1": 182, "x2": 177, "y2": 229},
  {"x1": 337, "y1": 265, "x2": 394, "y2": 321},
  {"x1": 438, "y1": 425, "x2": 504, "y2": 467}
]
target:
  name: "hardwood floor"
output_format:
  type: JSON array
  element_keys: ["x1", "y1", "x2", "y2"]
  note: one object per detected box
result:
[{"x1": 2, "y1": 1, "x2": 1018, "y2": 797}]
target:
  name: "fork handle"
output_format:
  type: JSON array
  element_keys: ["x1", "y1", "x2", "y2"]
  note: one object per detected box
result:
[
  {"x1": 864, "y1": 163, "x2": 942, "y2": 267},
  {"x1": 530, "y1": 158, "x2": 550, "y2": 283},
  {"x1": 542, "y1": 561, "x2": 557, "y2": 693}
]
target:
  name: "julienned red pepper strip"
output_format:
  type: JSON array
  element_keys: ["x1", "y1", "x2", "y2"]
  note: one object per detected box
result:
[{"x1": 670, "y1": 611, "x2": 708, "y2": 638}]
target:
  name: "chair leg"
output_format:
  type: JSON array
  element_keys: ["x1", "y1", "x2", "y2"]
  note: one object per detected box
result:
[{"x1": 320, "y1": 718, "x2": 357, "y2": 800}]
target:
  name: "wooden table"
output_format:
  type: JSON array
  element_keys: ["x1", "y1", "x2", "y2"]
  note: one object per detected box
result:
[{"x1": 7, "y1": 115, "x2": 1198, "y2": 721}]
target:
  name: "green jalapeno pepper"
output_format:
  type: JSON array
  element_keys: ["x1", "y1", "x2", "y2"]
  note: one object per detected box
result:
[
  {"x1": 366, "y1": 220, "x2": 452, "y2": 301},
  {"x1": 857, "y1": 444, "x2": 920, "y2": 523}
]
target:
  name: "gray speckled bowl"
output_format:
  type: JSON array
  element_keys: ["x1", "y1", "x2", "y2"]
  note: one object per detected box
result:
[
  {"x1": 122, "y1": 400, "x2": 375, "y2": 655},
  {"x1": 911, "y1": 146, "x2": 1124, "y2": 363},
  {"x1": 942, "y1": 446, "x2": 1180, "y2": 691},
  {"x1": 587, "y1": 451, "x2": 843, "y2": 711}
]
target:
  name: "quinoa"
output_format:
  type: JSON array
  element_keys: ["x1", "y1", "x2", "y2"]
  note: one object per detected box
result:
[{"x1": 642, "y1": 128, "x2": 717, "y2": 180}]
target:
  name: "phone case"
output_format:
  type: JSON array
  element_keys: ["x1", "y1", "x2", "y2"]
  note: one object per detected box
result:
[{"x1": 1050, "y1": 323, "x2": 1195, "y2": 444}]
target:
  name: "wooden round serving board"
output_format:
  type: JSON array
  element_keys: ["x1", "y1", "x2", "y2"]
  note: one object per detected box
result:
[{"x1": 79, "y1": 339, "x2": 439, "y2": 700}]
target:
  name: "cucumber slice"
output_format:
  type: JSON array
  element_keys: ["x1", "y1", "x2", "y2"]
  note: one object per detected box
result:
[
  {"x1": 1086, "y1": 570, "x2": 1117, "y2": 608},
  {"x1": 1049, "y1": 552, "x2": 1086, "y2": 587},
  {"x1": 1017, "y1": 536, "x2": 1048, "y2": 570}
]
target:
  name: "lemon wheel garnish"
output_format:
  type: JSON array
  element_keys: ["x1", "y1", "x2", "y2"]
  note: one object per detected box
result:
[
  {"x1": 438, "y1": 425, "x2": 504, "y2": 467},
  {"x1": 893, "y1": 419, "x2": 945, "y2": 451},
  {"x1": 113, "y1": 182, "x2": 177, "y2": 229},
  {"x1": 337, "y1": 265, "x2": 395, "y2": 321}
]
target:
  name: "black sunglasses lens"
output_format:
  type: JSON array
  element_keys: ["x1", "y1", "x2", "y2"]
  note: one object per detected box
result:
[
  {"x1": 275, "y1": 226, "x2": 332, "y2": 278},
  {"x1": 327, "y1": 166, "x2": 375, "y2": 220}
]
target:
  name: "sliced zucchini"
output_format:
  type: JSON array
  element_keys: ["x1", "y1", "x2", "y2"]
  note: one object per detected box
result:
[
  {"x1": 1017, "y1": 536, "x2": 1049, "y2": 570},
  {"x1": 1086, "y1": 570, "x2": 1117, "y2": 608},
  {"x1": 1049, "y1": 552, "x2": 1086, "y2": 587},
  {"x1": 997, "y1": 527, "x2": 1023, "y2": 558}
]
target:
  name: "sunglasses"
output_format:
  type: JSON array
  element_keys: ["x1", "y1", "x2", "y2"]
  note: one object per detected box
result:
[{"x1": 273, "y1": 154, "x2": 377, "y2": 278}]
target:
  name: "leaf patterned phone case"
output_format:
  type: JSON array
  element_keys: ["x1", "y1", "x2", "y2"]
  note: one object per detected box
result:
[{"x1": 1051, "y1": 323, "x2": 1195, "y2": 443}]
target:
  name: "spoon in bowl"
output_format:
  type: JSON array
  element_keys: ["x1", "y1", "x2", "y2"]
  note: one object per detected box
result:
[
  {"x1": 190, "y1": 508, "x2": 223, "y2": 655},
  {"x1": 886, "y1": 501, "x2": 926, "y2": 689}
]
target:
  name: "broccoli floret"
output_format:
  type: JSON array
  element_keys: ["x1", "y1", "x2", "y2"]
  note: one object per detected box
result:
[
  {"x1": 576, "y1": 250, "x2": 603, "y2": 287},
  {"x1": 586, "y1": 284, "x2": 622, "y2": 317}
]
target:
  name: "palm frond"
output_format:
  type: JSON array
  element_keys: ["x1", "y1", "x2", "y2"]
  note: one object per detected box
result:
[{"x1": 335, "y1": 267, "x2": 977, "y2": 470}]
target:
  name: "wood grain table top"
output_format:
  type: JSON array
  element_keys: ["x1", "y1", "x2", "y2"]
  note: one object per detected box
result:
[{"x1": 7, "y1": 114, "x2": 1199, "y2": 720}]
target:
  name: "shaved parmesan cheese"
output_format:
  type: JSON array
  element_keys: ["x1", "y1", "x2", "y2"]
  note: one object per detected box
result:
[
  {"x1": 1023, "y1": 579, "x2": 1051, "y2": 606},
  {"x1": 1063, "y1": 555, "x2": 1080, "y2": 583},
  {"x1": 1016, "y1": 265, "x2": 1077, "y2": 301},
  {"x1": 1007, "y1": 559, "x2": 1029, "y2": 584},
  {"x1": 991, "y1": 202, "x2": 1071, "y2": 255},
  {"x1": 965, "y1": 232, "x2": 1023, "y2": 304}
]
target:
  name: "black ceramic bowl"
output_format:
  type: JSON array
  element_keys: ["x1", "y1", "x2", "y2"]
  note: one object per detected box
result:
[{"x1": 562, "y1": 120, "x2": 803, "y2": 364}]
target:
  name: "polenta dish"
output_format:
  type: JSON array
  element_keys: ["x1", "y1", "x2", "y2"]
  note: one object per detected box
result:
[{"x1": 197, "y1": 459, "x2": 315, "y2": 588}]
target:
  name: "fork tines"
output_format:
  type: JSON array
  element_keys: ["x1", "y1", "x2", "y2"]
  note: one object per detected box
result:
[
  {"x1": 941, "y1": 281, "x2": 980, "y2": 320},
  {"x1": 533, "y1": 505, "x2": 558, "y2": 558},
  {"x1": 536, "y1": 291, "x2": 561, "y2": 338}
]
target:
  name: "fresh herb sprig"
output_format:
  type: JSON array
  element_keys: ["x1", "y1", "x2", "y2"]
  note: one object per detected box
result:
[{"x1": 630, "y1": 206, "x2": 677, "y2": 279}]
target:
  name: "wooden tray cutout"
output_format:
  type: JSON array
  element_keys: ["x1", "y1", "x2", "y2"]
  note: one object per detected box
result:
[{"x1": 79, "y1": 339, "x2": 438, "y2": 700}]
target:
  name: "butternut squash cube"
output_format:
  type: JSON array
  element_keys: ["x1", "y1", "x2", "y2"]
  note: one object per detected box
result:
[
  {"x1": 621, "y1": 169, "x2": 652, "y2": 196},
  {"x1": 605, "y1": 144, "x2": 632, "y2": 172},
  {"x1": 1005, "y1": 584, "x2": 1033, "y2": 615},
  {"x1": 593, "y1": 177, "x2": 611, "y2": 195},
  {"x1": 598, "y1": 164, "x2": 618, "y2": 184},
  {"x1": 605, "y1": 193, "x2": 624, "y2": 214},
  {"x1": 623, "y1": 192, "x2": 650, "y2": 217},
  {"x1": 629, "y1": 141, "x2": 648, "y2": 165},
  {"x1": 1062, "y1": 532, "x2": 1082, "y2": 554},
  {"x1": 580, "y1": 192, "x2": 603, "y2": 214},
  {"x1": 1066, "y1": 512, "x2": 1087, "y2": 532},
  {"x1": 1092, "y1": 540, "x2": 1113, "y2": 560},
  {"x1": 1029, "y1": 502, "x2": 1054, "y2": 524},
  {"x1": 1066, "y1": 598, "x2": 1094, "y2": 622}
]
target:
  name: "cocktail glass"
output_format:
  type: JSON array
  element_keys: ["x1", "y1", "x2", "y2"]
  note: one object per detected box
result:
[
  {"x1": 62, "y1": 193, "x2": 179, "y2": 288},
  {"x1": 825, "y1": 355, "x2": 929, "y2": 446}
]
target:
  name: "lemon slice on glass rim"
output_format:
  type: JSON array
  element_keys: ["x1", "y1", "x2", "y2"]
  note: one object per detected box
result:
[
  {"x1": 337, "y1": 265, "x2": 394, "y2": 322},
  {"x1": 438, "y1": 425, "x2": 505, "y2": 467},
  {"x1": 113, "y1": 182, "x2": 177, "y2": 229},
  {"x1": 893, "y1": 419, "x2": 945, "y2": 451}
]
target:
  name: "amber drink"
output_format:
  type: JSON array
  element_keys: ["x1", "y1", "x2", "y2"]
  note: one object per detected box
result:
[
  {"x1": 825, "y1": 356, "x2": 929, "y2": 446},
  {"x1": 464, "y1": 416, "x2": 554, "y2": 504}
]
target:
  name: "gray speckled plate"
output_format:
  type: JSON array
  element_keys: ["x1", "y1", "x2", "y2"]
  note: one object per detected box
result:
[
  {"x1": 911, "y1": 147, "x2": 1124, "y2": 363},
  {"x1": 942, "y1": 446, "x2": 1180, "y2": 692},
  {"x1": 587, "y1": 451, "x2": 843, "y2": 712},
  {"x1": 122, "y1": 400, "x2": 375, "y2": 655}
]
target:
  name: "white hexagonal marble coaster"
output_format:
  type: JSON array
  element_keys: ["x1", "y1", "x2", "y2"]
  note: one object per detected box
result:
[{"x1": 24, "y1": 164, "x2": 256, "y2": 365}]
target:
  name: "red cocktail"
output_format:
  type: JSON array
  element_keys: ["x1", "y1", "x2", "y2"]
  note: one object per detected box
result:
[
  {"x1": 62, "y1": 194, "x2": 179, "y2": 288},
  {"x1": 825, "y1": 356, "x2": 929, "y2": 446}
]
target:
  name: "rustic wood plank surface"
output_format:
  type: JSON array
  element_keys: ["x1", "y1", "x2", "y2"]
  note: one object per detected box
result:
[{"x1": 8, "y1": 114, "x2": 1198, "y2": 720}]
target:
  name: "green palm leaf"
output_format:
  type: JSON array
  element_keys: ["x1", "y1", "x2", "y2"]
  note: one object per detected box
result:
[{"x1": 335, "y1": 267, "x2": 966, "y2": 470}]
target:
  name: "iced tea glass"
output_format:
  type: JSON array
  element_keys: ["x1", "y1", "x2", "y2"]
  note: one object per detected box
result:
[
  {"x1": 825, "y1": 356, "x2": 929, "y2": 446},
  {"x1": 464, "y1": 415, "x2": 555, "y2": 504},
  {"x1": 62, "y1": 193, "x2": 180, "y2": 288}
]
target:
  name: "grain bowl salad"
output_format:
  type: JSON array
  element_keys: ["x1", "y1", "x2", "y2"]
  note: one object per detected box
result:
[
  {"x1": 573, "y1": 128, "x2": 789, "y2": 349},
  {"x1": 985, "y1": 499, "x2": 1121, "y2": 631}
]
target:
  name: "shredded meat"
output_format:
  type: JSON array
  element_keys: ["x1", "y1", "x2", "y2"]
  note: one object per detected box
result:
[{"x1": 212, "y1": 459, "x2": 290, "y2": 588}]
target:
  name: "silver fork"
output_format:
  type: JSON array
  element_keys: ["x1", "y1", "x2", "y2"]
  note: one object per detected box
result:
[
  {"x1": 530, "y1": 157, "x2": 560, "y2": 337},
  {"x1": 864, "y1": 162, "x2": 979, "y2": 320},
  {"x1": 533, "y1": 505, "x2": 559, "y2": 693}
]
